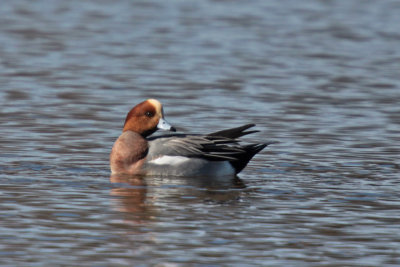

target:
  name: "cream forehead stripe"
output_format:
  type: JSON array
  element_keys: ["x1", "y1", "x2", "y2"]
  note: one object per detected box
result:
[{"x1": 147, "y1": 99, "x2": 163, "y2": 115}]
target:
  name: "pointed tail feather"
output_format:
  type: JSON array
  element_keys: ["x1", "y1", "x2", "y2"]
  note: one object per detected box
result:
[{"x1": 208, "y1": 124, "x2": 258, "y2": 139}]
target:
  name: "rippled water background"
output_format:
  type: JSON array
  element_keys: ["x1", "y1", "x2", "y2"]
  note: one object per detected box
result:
[{"x1": 1, "y1": 0, "x2": 400, "y2": 266}]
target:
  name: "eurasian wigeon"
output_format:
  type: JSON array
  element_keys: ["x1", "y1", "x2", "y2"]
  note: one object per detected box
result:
[{"x1": 110, "y1": 99, "x2": 271, "y2": 176}]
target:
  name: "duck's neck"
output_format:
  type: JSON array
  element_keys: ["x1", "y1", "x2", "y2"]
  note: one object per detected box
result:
[{"x1": 110, "y1": 131, "x2": 148, "y2": 174}]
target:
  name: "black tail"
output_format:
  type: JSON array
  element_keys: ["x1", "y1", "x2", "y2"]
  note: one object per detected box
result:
[
  {"x1": 230, "y1": 143, "x2": 271, "y2": 174},
  {"x1": 208, "y1": 124, "x2": 274, "y2": 174}
]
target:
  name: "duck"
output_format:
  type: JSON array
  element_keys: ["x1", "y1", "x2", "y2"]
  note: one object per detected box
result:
[{"x1": 110, "y1": 99, "x2": 271, "y2": 176}]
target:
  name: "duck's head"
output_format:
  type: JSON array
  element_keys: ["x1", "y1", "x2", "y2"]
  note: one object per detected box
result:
[{"x1": 123, "y1": 99, "x2": 176, "y2": 137}]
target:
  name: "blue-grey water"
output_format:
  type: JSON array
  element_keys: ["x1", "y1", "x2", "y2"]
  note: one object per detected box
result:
[{"x1": 1, "y1": 0, "x2": 400, "y2": 266}]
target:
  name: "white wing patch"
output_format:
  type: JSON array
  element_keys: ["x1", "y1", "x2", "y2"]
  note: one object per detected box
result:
[{"x1": 149, "y1": 156, "x2": 190, "y2": 166}]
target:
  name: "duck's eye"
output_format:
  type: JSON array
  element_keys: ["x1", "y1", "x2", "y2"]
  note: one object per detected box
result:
[{"x1": 145, "y1": 111, "x2": 154, "y2": 118}]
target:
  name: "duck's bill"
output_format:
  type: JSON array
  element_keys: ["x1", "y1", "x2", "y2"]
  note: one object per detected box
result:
[{"x1": 157, "y1": 118, "x2": 176, "y2": 132}]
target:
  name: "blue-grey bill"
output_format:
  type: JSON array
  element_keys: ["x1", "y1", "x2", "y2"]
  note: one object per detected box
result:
[{"x1": 157, "y1": 118, "x2": 176, "y2": 132}]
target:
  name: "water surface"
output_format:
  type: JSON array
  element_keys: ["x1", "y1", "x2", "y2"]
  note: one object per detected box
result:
[{"x1": 1, "y1": 0, "x2": 400, "y2": 266}]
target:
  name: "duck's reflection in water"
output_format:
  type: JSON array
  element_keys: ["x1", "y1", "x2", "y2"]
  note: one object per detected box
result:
[
  {"x1": 110, "y1": 174, "x2": 246, "y2": 222},
  {"x1": 110, "y1": 174, "x2": 148, "y2": 213}
]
